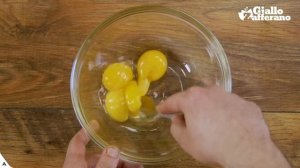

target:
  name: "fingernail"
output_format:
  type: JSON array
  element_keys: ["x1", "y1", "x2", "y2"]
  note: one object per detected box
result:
[{"x1": 106, "y1": 147, "x2": 119, "y2": 158}]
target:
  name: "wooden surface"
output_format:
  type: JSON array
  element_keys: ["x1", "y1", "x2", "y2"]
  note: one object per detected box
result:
[{"x1": 0, "y1": 0, "x2": 299, "y2": 167}]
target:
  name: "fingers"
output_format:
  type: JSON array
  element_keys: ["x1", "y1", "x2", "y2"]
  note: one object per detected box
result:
[
  {"x1": 87, "y1": 154, "x2": 101, "y2": 168},
  {"x1": 65, "y1": 120, "x2": 99, "y2": 167},
  {"x1": 172, "y1": 114, "x2": 186, "y2": 128},
  {"x1": 63, "y1": 128, "x2": 91, "y2": 168},
  {"x1": 156, "y1": 91, "x2": 186, "y2": 114},
  {"x1": 170, "y1": 114, "x2": 187, "y2": 143},
  {"x1": 67, "y1": 128, "x2": 90, "y2": 157},
  {"x1": 73, "y1": 128, "x2": 91, "y2": 146},
  {"x1": 157, "y1": 90, "x2": 189, "y2": 145},
  {"x1": 66, "y1": 120, "x2": 99, "y2": 156},
  {"x1": 96, "y1": 146, "x2": 120, "y2": 168}
]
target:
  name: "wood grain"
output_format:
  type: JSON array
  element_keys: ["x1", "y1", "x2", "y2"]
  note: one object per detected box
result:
[
  {"x1": 0, "y1": 0, "x2": 299, "y2": 111},
  {"x1": 0, "y1": 109, "x2": 299, "y2": 168}
]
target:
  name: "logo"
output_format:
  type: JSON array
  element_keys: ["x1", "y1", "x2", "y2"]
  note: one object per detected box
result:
[
  {"x1": 238, "y1": 6, "x2": 291, "y2": 21},
  {"x1": 0, "y1": 153, "x2": 12, "y2": 168}
]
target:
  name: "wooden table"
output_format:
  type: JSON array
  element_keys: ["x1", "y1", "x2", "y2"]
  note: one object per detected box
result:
[{"x1": 0, "y1": 0, "x2": 299, "y2": 167}]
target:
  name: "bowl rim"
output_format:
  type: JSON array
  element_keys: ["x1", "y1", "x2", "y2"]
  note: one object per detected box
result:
[{"x1": 70, "y1": 5, "x2": 232, "y2": 164}]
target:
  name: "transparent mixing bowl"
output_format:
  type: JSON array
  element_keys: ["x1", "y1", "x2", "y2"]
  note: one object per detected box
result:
[{"x1": 70, "y1": 5, "x2": 231, "y2": 164}]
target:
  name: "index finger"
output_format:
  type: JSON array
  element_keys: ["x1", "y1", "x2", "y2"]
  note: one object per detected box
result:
[
  {"x1": 156, "y1": 91, "x2": 187, "y2": 114},
  {"x1": 66, "y1": 120, "x2": 99, "y2": 157},
  {"x1": 63, "y1": 128, "x2": 91, "y2": 168},
  {"x1": 67, "y1": 128, "x2": 90, "y2": 157}
]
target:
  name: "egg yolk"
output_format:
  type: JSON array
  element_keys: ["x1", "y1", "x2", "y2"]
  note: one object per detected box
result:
[
  {"x1": 102, "y1": 50, "x2": 167, "y2": 122},
  {"x1": 137, "y1": 50, "x2": 167, "y2": 82},
  {"x1": 125, "y1": 81, "x2": 142, "y2": 116},
  {"x1": 141, "y1": 96, "x2": 156, "y2": 115},
  {"x1": 102, "y1": 63, "x2": 133, "y2": 91},
  {"x1": 105, "y1": 90, "x2": 129, "y2": 122},
  {"x1": 137, "y1": 78, "x2": 150, "y2": 96}
]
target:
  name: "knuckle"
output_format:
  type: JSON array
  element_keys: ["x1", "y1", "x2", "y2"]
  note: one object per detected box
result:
[
  {"x1": 186, "y1": 86, "x2": 205, "y2": 98},
  {"x1": 248, "y1": 101, "x2": 262, "y2": 115},
  {"x1": 187, "y1": 86, "x2": 203, "y2": 94},
  {"x1": 209, "y1": 85, "x2": 224, "y2": 93},
  {"x1": 249, "y1": 101, "x2": 260, "y2": 110}
]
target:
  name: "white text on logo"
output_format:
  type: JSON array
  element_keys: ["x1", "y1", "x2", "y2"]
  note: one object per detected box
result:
[{"x1": 238, "y1": 6, "x2": 291, "y2": 21}]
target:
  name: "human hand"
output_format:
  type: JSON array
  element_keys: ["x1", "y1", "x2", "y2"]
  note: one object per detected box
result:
[
  {"x1": 157, "y1": 86, "x2": 290, "y2": 168},
  {"x1": 63, "y1": 127, "x2": 143, "y2": 168}
]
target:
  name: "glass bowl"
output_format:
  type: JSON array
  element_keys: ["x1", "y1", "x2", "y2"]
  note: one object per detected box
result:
[{"x1": 70, "y1": 5, "x2": 231, "y2": 164}]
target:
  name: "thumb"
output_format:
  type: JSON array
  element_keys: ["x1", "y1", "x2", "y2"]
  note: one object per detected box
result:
[
  {"x1": 96, "y1": 146, "x2": 120, "y2": 168},
  {"x1": 170, "y1": 114, "x2": 187, "y2": 144}
]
